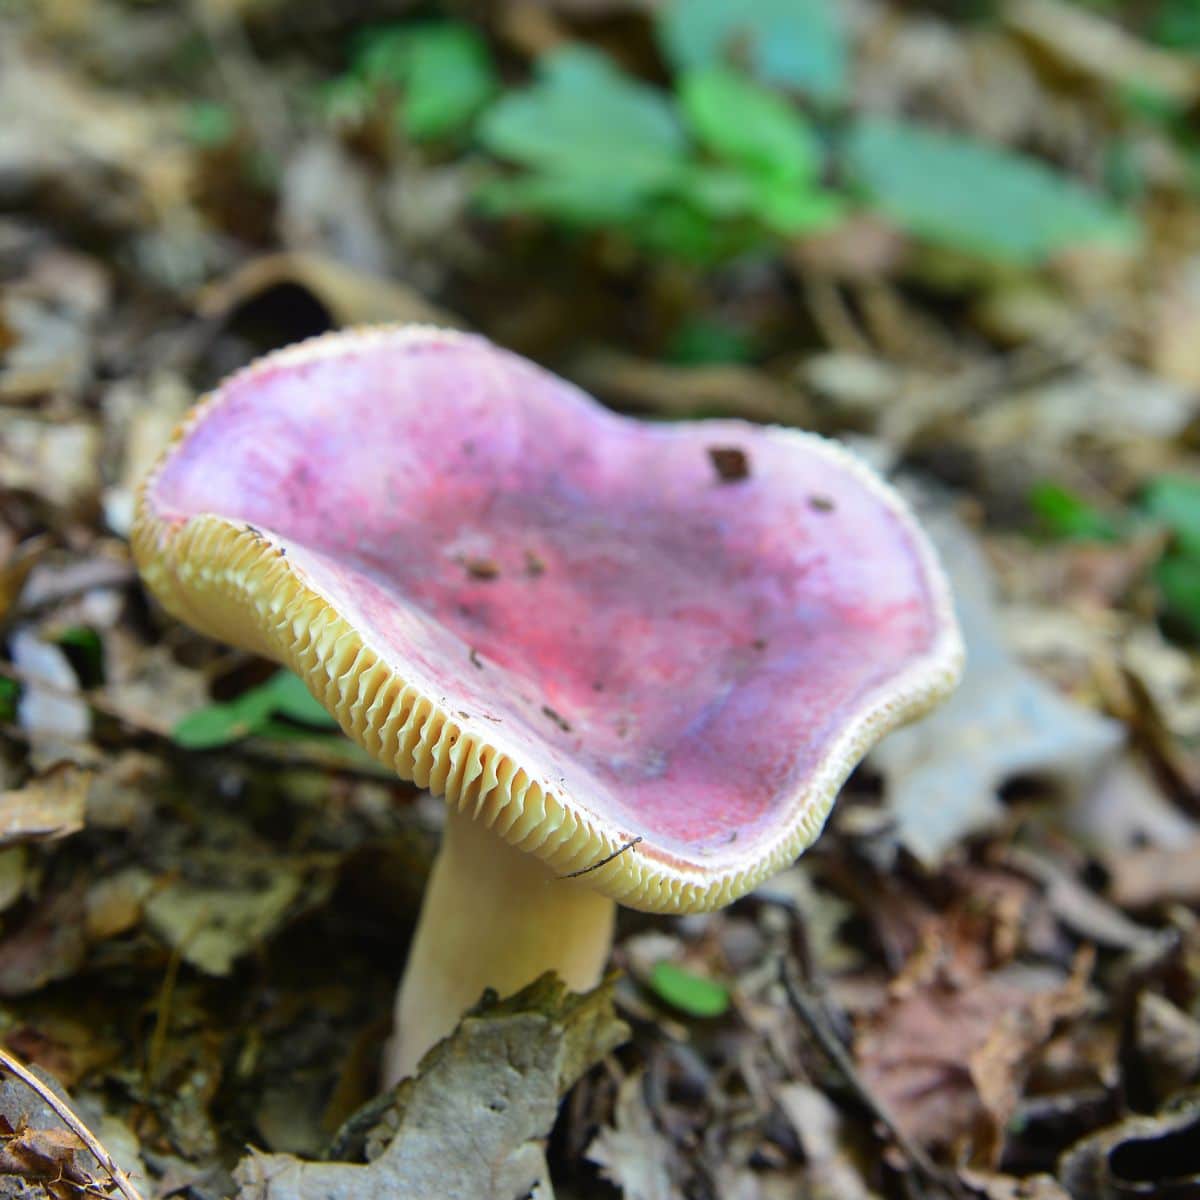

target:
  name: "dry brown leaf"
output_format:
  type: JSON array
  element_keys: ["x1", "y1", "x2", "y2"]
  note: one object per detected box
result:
[
  {"x1": 196, "y1": 252, "x2": 462, "y2": 333},
  {"x1": 0, "y1": 38, "x2": 190, "y2": 231},
  {"x1": 0, "y1": 534, "x2": 50, "y2": 625},
  {"x1": 1005, "y1": 0, "x2": 1200, "y2": 105},
  {"x1": 101, "y1": 374, "x2": 194, "y2": 538},
  {"x1": 0, "y1": 884, "x2": 87, "y2": 997},
  {"x1": 1150, "y1": 257, "x2": 1200, "y2": 388},
  {"x1": 1057, "y1": 1101, "x2": 1200, "y2": 1198},
  {"x1": 0, "y1": 765, "x2": 89, "y2": 848},
  {"x1": 855, "y1": 933, "x2": 1090, "y2": 1164},
  {"x1": 0, "y1": 417, "x2": 102, "y2": 515},
  {"x1": 1134, "y1": 993, "x2": 1200, "y2": 1104},
  {"x1": 960, "y1": 1169, "x2": 1070, "y2": 1199},
  {"x1": 571, "y1": 351, "x2": 809, "y2": 425},
  {"x1": 1107, "y1": 838, "x2": 1200, "y2": 909},
  {"x1": 1073, "y1": 753, "x2": 1196, "y2": 859}
]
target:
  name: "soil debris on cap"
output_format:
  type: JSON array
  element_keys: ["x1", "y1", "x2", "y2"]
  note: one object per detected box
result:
[{"x1": 707, "y1": 446, "x2": 750, "y2": 483}]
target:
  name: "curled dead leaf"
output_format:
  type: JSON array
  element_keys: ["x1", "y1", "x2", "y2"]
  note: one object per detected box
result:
[{"x1": 0, "y1": 764, "x2": 90, "y2": 848}]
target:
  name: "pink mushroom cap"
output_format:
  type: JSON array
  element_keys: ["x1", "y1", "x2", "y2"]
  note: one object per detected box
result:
[{"x1": 133, "y1": 327, "x2": 962, "y2": 913}]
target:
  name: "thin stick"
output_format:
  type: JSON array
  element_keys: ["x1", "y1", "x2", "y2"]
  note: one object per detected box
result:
[
  {"x1": 560, "y1": 836, "x2": 643, "y2": 879},
  {"x1": 0, "y1": 1046, "x2": 147, "y2": 1200},
  {"x1": 777, "y1": 958, "x2": 961, "y2": 1199}
]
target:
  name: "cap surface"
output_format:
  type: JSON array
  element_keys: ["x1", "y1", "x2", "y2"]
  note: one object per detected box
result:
[{"x1": 133, "y1": 327, "x2": 962, "y2": 913}]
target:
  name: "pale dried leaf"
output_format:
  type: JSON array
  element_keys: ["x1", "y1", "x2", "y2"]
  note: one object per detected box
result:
[
  {"x1": 0, "y1": 765, "x2": 90, "y2": 848},
  {"x1": 587, "y1": 1072, "x2": 680, "y2": 1200},
  {"x1": 873, "y1": 510, "x2": 1122, "y2": 864},
  {"x1": 0, "y1": 418, "x2": 102, "y2": 513},
  {"x1": 1005, "y1": 0, "x2": 1200, "y2": 105},
  {"x1": 144, "y1": 862, "x2": 310, "y2": 976},
  {"x1": 10, "y1": 627, "x2": 91, "y2": 761},
  {"x1": 234, "y1": 975, "x2": 628, "y2": 1200},
  {"x1": 197, "y1": 252, "x2": 461, "y2": 332}
]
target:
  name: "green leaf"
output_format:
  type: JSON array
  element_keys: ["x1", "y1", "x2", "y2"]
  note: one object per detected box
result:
[
  {"x1": 648, "y1": 961, "x2": 730, "y2": 1018},
  {"x1": 1141, "y1": 475, "x2": 1200, "y2": 559},
  {"x1": 478, "y1": 47, "x2": 688, "y2": 197},
  {"x1": 477, "y1": 171, "x2": 654, "y2": 225},
  {"x1": 635, "y1": 197, "x2": 772, "y2": 263},
  {"x1": 55, "y1": 626, "x2": 104, "y2": 682},
  {"x1": 749, "y1": 175, "x2": 843, "y2": 235},
  {"x1": 1029, "y1": 483, "x2": 1122, "y2": 542},
  {"x1": 667, "y1": 317, "x2": 756, "y2": 365},
  {"x1": 678, "y1": 66, "x2": 821, "y2": 184},
  {"x1": 0, "y1": 677, "x2": 18, "y2": 724},
  {"x1": 400, "y1": 25, "x2": 497, "y2": 141},
  {"x1": 658, "y1": 0, "x2": 847, "y2": 101},
  {"x1": 845, "y1": 118, "x2": 1137, "y2": 264},
  {"x1": 184, "y1": 101, "x2": 236, "y2": 147},
  {"x1": 172, "y1": 692, "x2": 274, "y2": 750},
  {"x1": 1155, "y1": 0, "x2": 1200, "y2": 50},
  {"x1": 354, "y1": 22, "x2": 497, "y2": 141},
  {"x1": 172, "y1": 671, "x2": 336, "y2": 750},
  {"x1": 674, "y1": 70, "x2": 842, "y2": 236},
  {"x1": 260, "y1": 671, "x2": 339, "y2": 727},
  {"x1": 1155, "y1": 554, "x2": 1200, "y2": 640}
]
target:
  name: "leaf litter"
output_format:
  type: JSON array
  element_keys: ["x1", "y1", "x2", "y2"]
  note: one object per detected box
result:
[{"x1": 2, "y1": 0, "x2": 1200, "y2": 1198}]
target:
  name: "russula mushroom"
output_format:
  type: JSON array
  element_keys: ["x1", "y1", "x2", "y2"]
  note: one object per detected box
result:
[{"x1": 132, "y1": 327, "x2": 963, "y2": 1086}]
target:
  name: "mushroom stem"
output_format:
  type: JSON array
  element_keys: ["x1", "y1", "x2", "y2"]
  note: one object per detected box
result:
[{"x1": 383, "y1": 803, "x2": 617, "y2": 1087}]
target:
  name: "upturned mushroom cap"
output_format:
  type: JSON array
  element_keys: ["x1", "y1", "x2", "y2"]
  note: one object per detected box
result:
[{"x1": 133, "y1": 326, "x2": 962, "y2": 914}]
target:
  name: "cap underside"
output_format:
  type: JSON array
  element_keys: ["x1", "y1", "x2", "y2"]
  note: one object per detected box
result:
[{"x1": 133, "y1": 327, "x2": 962, "y2": 913}]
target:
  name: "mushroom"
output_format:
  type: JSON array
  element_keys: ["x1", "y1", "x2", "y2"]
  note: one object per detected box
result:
[{"x1": 132, "y1": 327, "x2": 963, "y2": 1086}]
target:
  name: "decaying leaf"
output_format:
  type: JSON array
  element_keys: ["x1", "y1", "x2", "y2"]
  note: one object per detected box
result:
[
  {"x1": 9, "y1": 628, "x2": 91, "y2": 767},
  {"x1": 872, "y1": 508, "x2": 1122, "y2": 864},
  {"x1": 960, "y1": 1170, "x2": 1071, "y2": 1199},
  {"x1": 587, "y1": 1072, "x2": 679, "y2": 1200},
  {"x1": 1004, "y1": 0, "x2": 1200, "y2": 106},
  {"x1": 0, "y1": 884, "x2": 87, "y2": 996},
  {"x1": 854, "y1": 932, "x2": 1091, "y2": 1164},
  {"x1": 196, "y1": 251, "x2": 462, "y2": 333},
  {"x1": 0, "y1": 847, "x2": 27, "y2": 915},
  {"x1": 144, "y1": 857, "x2": 324, "y2": 976},
  {"x1": 0, "y1": 534, "x2": 50, "y2": 625},
  {"x1": 1106, "y1": 838, "x2": 1200, "y2": 909},
  {"x1": 570, "y1": 350, "x2": 809, "y2": 424},
  {"x1": 774, "y1": 1084, "x2": 877, "y2": 1200},
  {"x1": 0, "y1": 419, "x2": 102, "y2": 516},
  {"x1": 233, "y1": 973, "x2": 628, "y2": 1200},
  {"x1": 1057, "y1": 1101, "x2": 1200, "y2": 1199},
  {"x1": 1133, "y1": 993, "x2": 1200, "y2": 1104},
  {"x1": 0, "y1": 1063, "x2": 147, "y2": 1198},
  {"x1": 0, "y1": 764, "x2": 90, "y2": 848}
]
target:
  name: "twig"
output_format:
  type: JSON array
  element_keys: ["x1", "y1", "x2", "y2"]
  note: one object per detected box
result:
[
  {"x1": 0, "y1": 1046, "x2": 148, "y2": 1200},
  {"x1": 777, "y1": 955, "x2": 962, "y2": 1200},
  {"x1": 560, "y1": 836, "x2": 642, "y2": 879}
]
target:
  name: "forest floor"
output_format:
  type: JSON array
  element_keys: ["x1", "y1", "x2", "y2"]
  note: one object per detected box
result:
[{"x1": 2, "y1": 1, "x2": 1200, "y2": 1197}]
